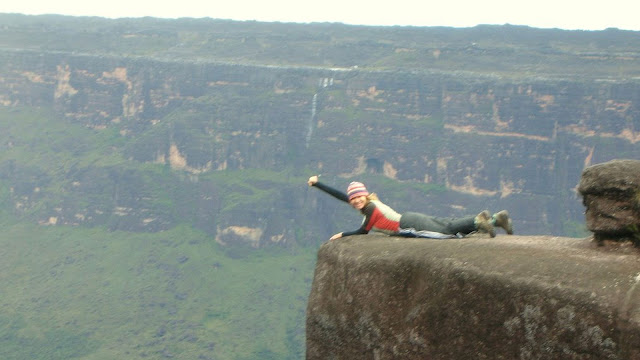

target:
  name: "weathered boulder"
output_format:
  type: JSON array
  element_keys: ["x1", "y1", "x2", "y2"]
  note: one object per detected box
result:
[
  {"x1": 306, "y1": 235, "x2": 640, "y2": 359},
  {"x1": 578, "y1": 159, "x2": 640, "y2": 244}
]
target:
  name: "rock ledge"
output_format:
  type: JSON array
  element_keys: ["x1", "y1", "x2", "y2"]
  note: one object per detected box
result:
[{"x1": 306, "y1": 234, "x2": 640, "y2": 360}]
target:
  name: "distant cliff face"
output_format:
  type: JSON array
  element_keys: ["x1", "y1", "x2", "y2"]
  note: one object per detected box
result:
[
  {"x1": 1, "y1": 19, "x2": 640, "y2": 243},
  {"x1": 306, "y1": 235, "x2": 640, "y2": 359}
]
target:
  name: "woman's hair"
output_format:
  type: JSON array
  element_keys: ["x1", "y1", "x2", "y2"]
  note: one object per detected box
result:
[{"x1": 366, "y1": 193, "x2": 379, "y2": 202}]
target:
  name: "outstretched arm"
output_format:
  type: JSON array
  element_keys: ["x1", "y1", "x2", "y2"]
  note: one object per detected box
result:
[
  {"x1": 330, "y1": 227, "x2": 368, "y2": 241},
  {"x1": 308, "y1": 175, "x2": 369, "y2": 240},
  {"x1": 307, "y1": 176, "x2": 349, "y2": 203}
]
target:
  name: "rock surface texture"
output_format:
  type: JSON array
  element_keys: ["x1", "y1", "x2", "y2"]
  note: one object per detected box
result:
[
  {"x1": 578, "y1": 159, "x2": 640, "y2": 244},
  {"x1": 306, "y1": 235, "x2": 640, "y2": 359}
]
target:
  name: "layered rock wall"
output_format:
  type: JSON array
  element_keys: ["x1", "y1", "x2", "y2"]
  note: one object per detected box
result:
[{"x1": 3, "y1": 48, "x2": 640, "y2": 237}]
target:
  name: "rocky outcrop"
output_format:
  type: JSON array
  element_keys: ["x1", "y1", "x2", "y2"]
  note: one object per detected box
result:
[
  {"x1": 306, "y1": 234, "x2": 640, "y2": 359},
  {"x1": 578, "y1": 159, "x2": 640, "y2": 245}
]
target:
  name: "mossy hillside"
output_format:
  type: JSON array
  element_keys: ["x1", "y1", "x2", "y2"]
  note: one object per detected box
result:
[
  {"x1": 0, "y1": 107, "x2": 319, "y2": 238},
  {"x1": 0, "y1": 222, "x2": 315, "y2": 359}
]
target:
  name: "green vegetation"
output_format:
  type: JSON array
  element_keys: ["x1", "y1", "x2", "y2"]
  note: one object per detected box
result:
[
  {"x1": 0, "y1": 105, "x2": 325, "y2": 359},
  {"x1": 0, "y1": 312, "x2": 98, "y2": 360},
  {"x1": 0, "y1": 222, "x2": 316, "y2": 359}
]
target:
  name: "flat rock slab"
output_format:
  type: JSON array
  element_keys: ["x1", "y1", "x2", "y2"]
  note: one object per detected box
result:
[{"x1": 306, "y1": 234, "x2": 640, "y2": 360}]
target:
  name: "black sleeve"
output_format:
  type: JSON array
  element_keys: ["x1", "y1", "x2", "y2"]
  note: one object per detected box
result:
[
  {"x1": 341, "y1": 202, "x2": 375, "y2": 237},
  {"x1": 342, "y1": 228, "x2": 368, "y2": 237},
  {"x1": 312, "y1": 181, "x2": 349, "y2": 203}
]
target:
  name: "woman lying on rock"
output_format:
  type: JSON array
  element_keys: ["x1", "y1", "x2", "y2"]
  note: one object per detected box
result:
[{"x1": 307, "y1": 175, "x2": 513, "y2": 241}]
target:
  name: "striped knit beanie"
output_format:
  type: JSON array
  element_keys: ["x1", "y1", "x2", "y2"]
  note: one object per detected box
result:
[{"x1": 347, "y1": 181, "x2": 369, "y2": 201}]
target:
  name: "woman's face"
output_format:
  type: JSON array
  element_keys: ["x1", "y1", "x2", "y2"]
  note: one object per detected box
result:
[{"x1": 349, "y1": 195, "x2": 367, "y2": 210}]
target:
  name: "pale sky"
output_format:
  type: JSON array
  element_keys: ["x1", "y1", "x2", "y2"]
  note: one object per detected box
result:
[{"x1": 1, "y1": 0, "x2": 639, "y2": 31}]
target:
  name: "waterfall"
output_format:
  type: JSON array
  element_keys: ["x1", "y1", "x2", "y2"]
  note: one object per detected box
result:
[
  {"x1": 305, "y1": 93, "x2": 317, "y2": 148},
  {"x1": 305, "y1": 78, "x2": 333, "y2": 148}
]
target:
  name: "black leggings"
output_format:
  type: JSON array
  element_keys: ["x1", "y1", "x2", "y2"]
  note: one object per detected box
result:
[{"x1": 399, "y1": 212, "x2": 476, "y2": 236}]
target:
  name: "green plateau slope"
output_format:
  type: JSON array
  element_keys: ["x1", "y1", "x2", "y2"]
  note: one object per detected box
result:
[{"x1": 0, "y1": 221, "x2": 314, "y2": 359}]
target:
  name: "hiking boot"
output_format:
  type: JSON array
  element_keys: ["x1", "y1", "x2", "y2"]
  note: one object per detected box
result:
[
  {"x1": 475, "y1": 210, "x2": 495, "y2": 238},
  {"x1": 493, "y1": 210, "x2": 513, "y2": 235}
]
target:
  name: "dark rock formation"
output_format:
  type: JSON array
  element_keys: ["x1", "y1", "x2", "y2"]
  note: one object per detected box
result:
[
  {"x1": 306, "y1": 235, "x2": 640, "y2": 359},
  {"x1": 578, "y1": 159, "x2": 640, "y2": 245}
]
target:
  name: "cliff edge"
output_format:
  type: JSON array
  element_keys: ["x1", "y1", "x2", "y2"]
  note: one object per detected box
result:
[{"x1": 306, "y1": 234, "x2": 640, "y2": 359}]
